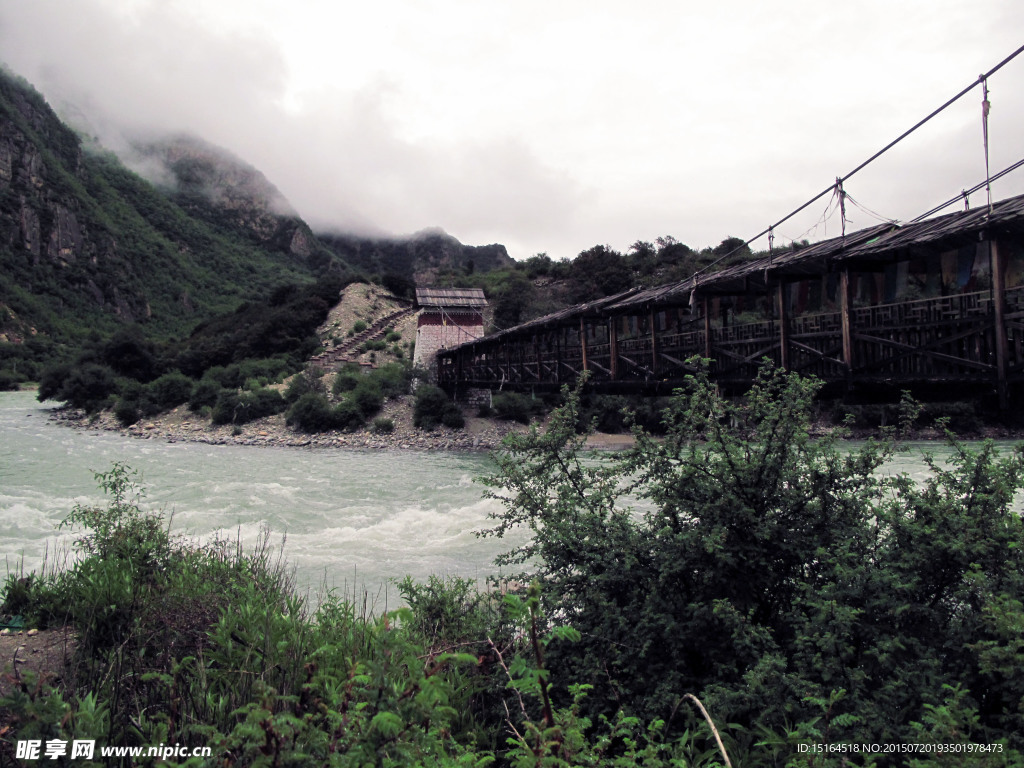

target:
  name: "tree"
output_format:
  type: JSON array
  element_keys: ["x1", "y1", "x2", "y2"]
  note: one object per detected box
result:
[
  {"x1": 713, "y1": 236, "x2": 751, "y2": 262},
  {"x1": 481, "y1": 362, "x2": 1024, "y2": 753},
  {"x1": 568, "y1": 245, "x2": 632, "y2": 302}
]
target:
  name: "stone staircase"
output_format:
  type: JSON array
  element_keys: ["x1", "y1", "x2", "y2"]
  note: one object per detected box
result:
[{"x1": 310, "y1": 307, "x2": 416, "y2": 370}]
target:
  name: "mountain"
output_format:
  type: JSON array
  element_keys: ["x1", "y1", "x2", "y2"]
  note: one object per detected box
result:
[
  {"x1": 0, "y1": 68, "x2": 345, "y2": 360},
  {"x1": 126, "y1": 134, "x2": 327, "y2": 267},
  {"x1": 319, "y1": 228, "x2": 514, "y2": 289},
  {"x1": 0, "y1": 66, "x2": 514, "y2": 385}
]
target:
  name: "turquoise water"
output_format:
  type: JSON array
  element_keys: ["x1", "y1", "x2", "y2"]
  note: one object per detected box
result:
[
  {"x1": 0, "y1": 391, "x2": 517, "y2": 602},
  {"x1": 2, "y1": 390, "x2": 1021, "y2": 601}
]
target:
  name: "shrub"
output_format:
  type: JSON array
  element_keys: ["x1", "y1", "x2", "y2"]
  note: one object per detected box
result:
[
  {"x1": 285, "y1": 392, "x2": 338, "y2": 432},
  {"x1": 442, "y1": 406, "x2": 465, "y2": 429},
  {"x1": 113, "y1": 397, "x2": 140, "y2": 426},
  {"x1": 371, "y1": 362, "x2": 411, "y2": 398},
  {"x1": 188, "y1": 377, "x2": 223, "y2": 411},
  {"x1": 332, "y1": 398, "x2": 367, "y2": 431},
  {"x1": 350, "y1": 380, "x2": 383, "y2": 417},
  {"x1": 144, "y1": 371, "x2": 194, "y2": 412},
  {"x1": 370, "y1": 416, "x2": 395, "y2": 434},
  {"x1": 413, "y1": 384, "x2": 450, "y2": 430},
  {"x1": 331, "y1": 364, "x2": 362, "y2": 396},
  {"x1": 352, "y1": 320, "x2": 368, "y2": 334},
  {"x1": 0, "y1": 369, "x2": 21, "y2": 391},
  {"x1": 482, "y1": 362, "x2": 1024, "y2": 751},
  {"x1": 284, "y1": 368, "x2": 325, "y2": 403},
  {"x1": 385, "y1": 330, "x2": 402, "y2": 343},
  {"x1": 57, "y1": 363, "x2": 119, "y2": 412},
  {"x1": 491, "y1": 391, "x2": 534, "y2": 424},
  {"x1": 211, "y1": 387, "x2": 285, "y2": 425}
]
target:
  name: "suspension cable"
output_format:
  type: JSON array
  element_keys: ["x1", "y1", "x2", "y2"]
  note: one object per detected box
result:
[
  {"x1": 691, "y1": 43, "x2": 1024, "y2": 278},
  {"x1": 981, "y1": 75, "x2": 993, "y2": 215}
]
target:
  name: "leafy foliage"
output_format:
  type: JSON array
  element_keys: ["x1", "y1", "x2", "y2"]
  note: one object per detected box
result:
[
  {"x1": 414, "y1": 384, "x2": 464, "y2": 431},
  {"x1": 482, "y1": 361, "x2": 1024, "y2": 758}
]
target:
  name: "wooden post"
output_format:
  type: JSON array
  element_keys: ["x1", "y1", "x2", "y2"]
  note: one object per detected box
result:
[
  {"x1": 533, "y1": 334, "x2": 541, "y2": 381},
  {"x1": 580, "y1": 318, "x2": 589, "y2": 373},
  {"x1": 776, "y1": 282, "x2": 790, "y2": 370},
  {"x1": 702, "y1": 296, "x2": 712, "y2": 360},
  {"x1": 650, "y1": 308, "x2": 659, "y2": 376},
  {"x1": 992, "y1": 239, "x2": 1009, "y2": 409},
  {"x1": 556, "y1": 327, "x2": 563, "y2": 383},
  {"x1": 840, "y1": 268, "x2": 854, "y2": 376},
  {"x1": 609, "y1": 316, "x2": 619, "y2": 380}
]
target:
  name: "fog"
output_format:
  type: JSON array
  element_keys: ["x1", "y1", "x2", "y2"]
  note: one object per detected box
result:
[{"x1": 2, "y1": 1, "x2": 1023, "y2": 259}]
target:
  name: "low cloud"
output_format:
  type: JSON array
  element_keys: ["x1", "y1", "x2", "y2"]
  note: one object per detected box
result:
[
  {"x1": 0, "y1": 1, "x2": 586, "y2": 256},
  {"x1": 2, "y1": 1, "x2": 1023, "y2": 261}
]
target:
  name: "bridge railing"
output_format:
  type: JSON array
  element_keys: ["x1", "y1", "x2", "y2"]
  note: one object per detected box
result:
[{"x1": 438, "y1": 285, "x2": 1024, "y2": 388}]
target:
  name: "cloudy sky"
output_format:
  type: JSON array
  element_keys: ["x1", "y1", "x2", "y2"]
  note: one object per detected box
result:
[{"x1": 1, "y1": 1, "x2": 1023, "y2": 260}]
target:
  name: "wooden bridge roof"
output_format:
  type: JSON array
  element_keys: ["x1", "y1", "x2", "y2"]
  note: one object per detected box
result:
[
  {"x1": 439, "y1": 190, "x2": 1024, "y2": 353},
  {"x1": 479, "y1": 288, "x2": 643, "y2": 342},
  {"x1": 415, "y1": 287, "x2": 487, "y2": 309},
  {"x1": 632, "y1": 191, "x2": 1024, "y2": 302}
]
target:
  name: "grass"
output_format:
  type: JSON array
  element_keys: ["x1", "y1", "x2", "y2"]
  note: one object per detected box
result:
[{"x1": 0, "y1": 462, "x2": 794, "y2": 767}]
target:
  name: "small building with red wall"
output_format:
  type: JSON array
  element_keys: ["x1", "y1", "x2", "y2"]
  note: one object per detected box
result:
[{"x1": 413, "y1": 286, "x2": 487, "y2": 379}]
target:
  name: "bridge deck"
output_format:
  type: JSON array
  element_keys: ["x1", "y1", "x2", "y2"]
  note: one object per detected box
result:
[{"x1": 437, "y1": 198, "x2": 1024, "y2": 403}]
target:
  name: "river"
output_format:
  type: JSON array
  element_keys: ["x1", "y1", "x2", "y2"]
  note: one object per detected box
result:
[
  {"x1": 1, "y1": 390, "x2": 518, "y2": 605},
  {"x1": 2, "y1": 390, "x2": 1021, "y2": 604}
]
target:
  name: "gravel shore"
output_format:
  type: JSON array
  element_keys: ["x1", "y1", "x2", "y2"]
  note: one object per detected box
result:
[
  {"x1": 46, "y1": 393, "x2": 645, "y2": 453},
  {"x1": 47, "y1": 396, "x2": 535, "y2": 452}
]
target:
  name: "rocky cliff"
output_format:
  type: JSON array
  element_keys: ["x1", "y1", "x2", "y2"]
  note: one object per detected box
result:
[{"x1": 0, "y1": 68, "x2": 336, "y2": 348}]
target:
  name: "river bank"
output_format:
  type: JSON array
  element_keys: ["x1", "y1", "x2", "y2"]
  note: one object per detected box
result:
[
  {"x1": 45, "y1": 395, "x2": 523, "y2": 452},
  {"x1": 40, "y1": 382, "x2": 647, "y2": 452},
  {"x1": 34, "y1": 382, "x2": 1024, "y2": 452},
  {"x1": 41, "y1": 394, "x2": 1024, "y2": 453}
]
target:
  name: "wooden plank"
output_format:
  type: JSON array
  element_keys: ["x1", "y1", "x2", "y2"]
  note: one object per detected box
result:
[
  {"x1": 713, "y1": 343, "x2": 781, "y2": 365},
  {"x1": 789, "y1": 340, "x2": 846, "y2": 368},
  {"x1": 992, "y1": 239, "x2": 1009, "y2": 408},
  {"x1": 659, "y1": 351, "x2": 699, "y2": 369},
  {"x1": 609, "y1": 317, "x2": 619, "y2": 380},
  {"x1": 852, "y1": 330, "x2": 995, "y2": 373},
  {"x1": 702, "y1": 296, "x2": 712, "y2": 359},
  {"x1": 840, "y1": 268, "x2": 854, "y2": 373},
  {"x1": 580, "y1": 318, "x2": 589, "y2": 373},
  {"x1": 776, "y1": 283, "x2": 790, "y2": 369},
  {"x1": 650, "y1": 308, "x2": 659, "y2": 375},
  {"x1": 618, "y1": 354, "x2": 651, "y2": 375}
]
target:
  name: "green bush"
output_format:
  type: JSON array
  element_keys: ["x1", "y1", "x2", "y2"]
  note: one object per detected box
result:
[
  {"x1": 284, "y1": 368, "x2": 325, "y2": 403},
  {"x1": 211, "y1": 387, "x2": 285, "y2": 425},
  {"x1": 332, "y1": 398, "x2": 367, "y2": 431},
  {"x1": 576, "y1": 394, "x2": 670, "y2": 434},
  {"x1": 371, "y1": 361, "x2": 411, "y2": 398},
  {"x1": 370, "y1": 416, "x2": 394, "y2": 434},
  {"x1": 188, "y1": 377, "x2": 223, "y2": 411},
  {"x1": 285, "y1": 392, "x2": 338, "y2": 432},
  {"x1": 0, "y1": 369, "x2": 22, "y2": 391},
  {"x1": 352, "y1": 319, "x2": 368, "y2": 334},
  {"x1": 491, "y1": 391, "x2": 534, "y2": 424},
  {"x1": 442, "y1": 404, "x2": 465, "y2": 429},
  {"x1": 46, "y1": 362, "x2": 118, "y2": 412},
  {"x1": 144, "y1": 370, "x2": 194, "y2": 411},
  {"x1": 413, "y1": 384, "x2": 456, "y2": 430},
  {"x1": 331, "y1": 363, "x2": 362, "y2": 396},
  {"x1": 482, "y1": 362, "x2": 1024, "y2": 751},
  {"x1": 350, "y1": 380, "x2": 383, "y2": 417},
  {"x1": 113, "y1": 396, "x2": 140, "y2": 426}
]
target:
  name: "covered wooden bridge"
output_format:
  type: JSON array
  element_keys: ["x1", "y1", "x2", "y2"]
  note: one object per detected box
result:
[{"x1": 436, "y1": 193, "x2": 1024, "y2": 407}]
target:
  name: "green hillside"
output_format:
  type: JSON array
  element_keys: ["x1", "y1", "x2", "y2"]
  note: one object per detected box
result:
[{"x1": 0, "y1": 68, "x2": 347, "y2": 384}]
